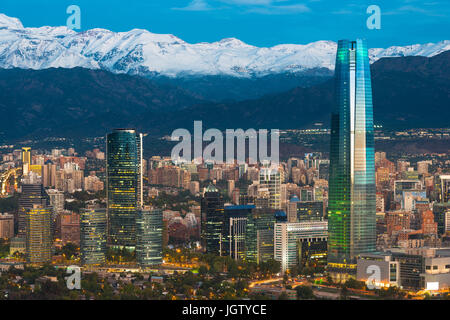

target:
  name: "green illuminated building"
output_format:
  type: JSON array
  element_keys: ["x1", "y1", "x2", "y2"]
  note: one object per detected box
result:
[
  {"x1": 328, "y1": 39, "x2": 376, "y2": 281},
  {"x1": 106, "y1": 129, "x2": 143, "y2": 250}
]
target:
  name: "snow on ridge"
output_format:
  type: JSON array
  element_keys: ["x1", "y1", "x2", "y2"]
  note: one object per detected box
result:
[
  {"x1": 0, "y1": 13, "x2": 448, "y2": 77},
  {"x1": 0, "y1": 13, "x2": 24, "y2": 29}
]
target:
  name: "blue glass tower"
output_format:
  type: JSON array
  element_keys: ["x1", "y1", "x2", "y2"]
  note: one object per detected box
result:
[
  {"x1": 106, "y1": 129, "x2": 143, "y2": 250},
  {"x1": 327, "y1": 39, "x2": 376, "y2": 281}
]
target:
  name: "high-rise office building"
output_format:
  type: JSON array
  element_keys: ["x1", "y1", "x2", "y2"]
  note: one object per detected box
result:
[
  {"x1": 287, "y1": 196, "x2": 299, "y2": 223},
  {"x1": 46, "y1": 189, "x2": 64, "y2": 216},
  {"x1": 22, "y1": 147, "x2": 31, "y2": 176},
  {"x1": 259, "y1": 168, "x2": 281, "y2": 210},
  {"x1": 201, "y1": 184, "x2": 224, "y2": 255},
  {"x1": 60, "y1": 212, "x2": 80, "y2": 245},
  {"x1": 42, "y1": 160, "x2": 57, "y2": 188},
  {"x1": 275, "y1": 221, "x2": 328, "y2": 274},
  {"x1": 106, "y1": 129, "x2": 143, "y2": 249},
  {"x1": 136, "y1": 207, "x2": 163, "y2": 267},
  {"x1": 433, "y1": 203, "x2": 450, "y2": 235},
  {"x1": 297, "y1": 201, "x2": 324, "y2": 221},
  {"x1": 438, "y1": 175, "x2": 450, "y2": 203},
  {"x1": 221, "y1": 205, "x2": 254, "y2": 260},
  {"x1": 18, "y1": 184, "x2": 50, "y2": 238},
  {"x1": 445, "y1": 211, "x2": 450, "y2": 234},
  {"x1": 25, "y1": 204, "x2": 52, "y2": 264},
  {"x1": 246, "y1": 207, "x2": 277, "y2": 264},
  {"x1": 328, "y1": 39, "x2": 376, "y2": 281},
  {"x1": 80, "y1": 208, "x2": 107, "y2": 265}
]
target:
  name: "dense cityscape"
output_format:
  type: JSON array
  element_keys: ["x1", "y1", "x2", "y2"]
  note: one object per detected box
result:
[{"x1": 0, "y1": 40, "x2": 448, "y2": 302}]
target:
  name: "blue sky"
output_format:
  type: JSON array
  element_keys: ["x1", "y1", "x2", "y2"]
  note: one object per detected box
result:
[{"x1": 1, "y1": 0, "x2": 449, "y2": 47}]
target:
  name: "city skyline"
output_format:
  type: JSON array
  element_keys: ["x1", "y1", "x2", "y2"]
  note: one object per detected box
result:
[
  {"x1": 0, "y1": 3, "x2": 448, "y2": 302},
  {"x1": 0, "y1": 126, "x2": 449, "y2": 300}
]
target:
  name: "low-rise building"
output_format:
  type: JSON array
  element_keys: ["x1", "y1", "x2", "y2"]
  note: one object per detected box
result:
[
  {"x1": 274, "y1": 220, "x2": 328, "y2": 274},
  {"x1": 357, "y1": 253, "x2": 400, "y2": 289}
]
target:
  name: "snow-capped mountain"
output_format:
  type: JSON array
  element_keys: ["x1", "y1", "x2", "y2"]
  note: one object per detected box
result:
[{"x1": 1, "y1": 13, "x2": 449, "y2": 78}]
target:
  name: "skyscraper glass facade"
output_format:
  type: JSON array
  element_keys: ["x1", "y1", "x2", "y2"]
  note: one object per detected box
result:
[
  {"x1": 328, "y1": 39, "x2": 376, "y2": 278},
  {"x1": 222, "y1": 205, "x2": 254, "y2": 260},
  {"x1": 275, "y1": 221, "x2": 328, "y2": 274},
  {"x1": 136, "y1": 208, "x2": 163, "y2": 267},
  {"x1": 18, "y1": 184, "x2": 50, "y2": 238},
  {"x1": 80, "y1": 208, "x2": 107, "y2": 265},
  {"x1": 25, "y1": 205, "x2": 52, "y2": 265},
  {"x1": 201, "y1": 184, "x2": 224, "y2": 255},
  {"x1": 106, "y1": 129, "x2": 143, "y2": 249},
  {"x1": 246, "y1": 207, "x2": 276, "y2": 263},
  {"x1": 259, "y1": 168, "x2": 281, "y2": 210}
]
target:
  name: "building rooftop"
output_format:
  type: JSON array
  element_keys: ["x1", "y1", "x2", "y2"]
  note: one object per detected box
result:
[{"x1": 224, "y1": 205, "x2": 256, "y2": 210}]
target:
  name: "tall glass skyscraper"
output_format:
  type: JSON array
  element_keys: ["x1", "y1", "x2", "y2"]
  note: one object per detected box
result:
[
  {"x1": 18, "y1": 184, "x2": 50, "y2": 238},
  {"x1": 328, "y1": 39, "x2": 376, "y2": 281},
  {"x1": 136, "y1": 207, "x2": 163, "y2": 267},
  {"x1": 106, "y1": 129, "x2": 143, "y2": 250},
  {"x1": 201, "y1": 184, "x2": 224, "y2": 255},
  {"x1": 25, "y1": 204, "x2": 52, "y2": 265},
  {"x1": 221, "y1": 205, "x2": 254, "y2": 260},
  {"x1": 80, "y1": 208, "x2": 107, "y2": 265},
  {"x1": 259, "y1": 168, "x2": 281, "y2": 210},
  {"x1": 245, "y1": 207, "x2": 276, "y2": 264}
]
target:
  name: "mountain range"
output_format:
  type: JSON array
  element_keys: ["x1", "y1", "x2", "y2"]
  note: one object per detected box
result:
[
  {"x1": 1, "y1": 13, "x2": 450, "y2": 78},
  {"x1": 0, "y1": 12, "x2": 449, "y2": 141},
  {"x1": 1, "y1": 13, "x2": 450, "y2": 100},
  {"x1": 172, "y1": 50, "x2": 450, "y2": 130},
  {"x1": 0, "y1": 50, "x2": 449, "y2": 141}
]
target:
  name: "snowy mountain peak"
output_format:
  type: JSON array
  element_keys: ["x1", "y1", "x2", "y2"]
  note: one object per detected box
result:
[
  {"x1": 369, "y1": 40, "x2": 450, "y2": 62},
  {"x1": 0, "y1": 13, "x2": 448, "y2": 78},
  {"x1": 0, "y1": 13, "x2": 23, "y2": 29},
  {"x1": 214, "y1": 38, "x2": 253, "y2": 48}
]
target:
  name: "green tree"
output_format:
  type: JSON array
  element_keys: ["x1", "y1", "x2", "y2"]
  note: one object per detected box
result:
[
  {"x1": 61, "y1": 243, "x2": 78, "y2": 260},
  {"x1": 198, "y1": 265, "x2": 208, "y2": 275},
  {"x1": 260, "y1": 259, "x2": 281, "y2": 276},
  {"x1": 296, "y1": 285, "x2": 315, "y2": 300},
  {"x1": 344, "y1": 278, "x2": 365, "y2": 290}
]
